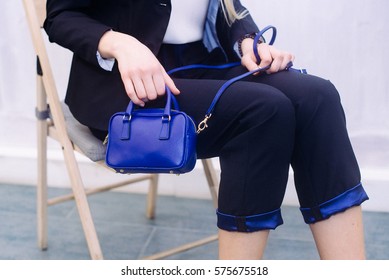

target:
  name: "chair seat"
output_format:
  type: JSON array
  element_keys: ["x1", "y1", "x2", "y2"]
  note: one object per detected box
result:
[{"x1": 61, "y1": 102, "x2": 106, "y2": 162}]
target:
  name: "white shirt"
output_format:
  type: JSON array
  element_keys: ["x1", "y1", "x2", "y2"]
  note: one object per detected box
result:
[{"x1": 163, "y1": 0, "x2": 210, "y2": 44}]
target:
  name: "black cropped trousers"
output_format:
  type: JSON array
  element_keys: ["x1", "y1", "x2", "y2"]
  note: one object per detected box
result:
[{"x1": 92, "y1": 42, "x2": 369, "y2": 232}]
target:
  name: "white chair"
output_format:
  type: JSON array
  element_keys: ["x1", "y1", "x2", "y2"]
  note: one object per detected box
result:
[{"x1": 22, "y1": 0, "x2": 219, "y2": 260}]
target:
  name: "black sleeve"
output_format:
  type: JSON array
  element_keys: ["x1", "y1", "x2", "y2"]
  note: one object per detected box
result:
[
  {"x1": 44, "y1": 0, "x2": 113, "y2": 67},
  {"x1": 217, "y1": 0, "x2": 260, "y2": 60}
]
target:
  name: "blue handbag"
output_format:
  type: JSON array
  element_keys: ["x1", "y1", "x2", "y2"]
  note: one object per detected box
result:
[
  {"x1": 105, "y1": 26, "x2": 306, "y2": 174},
  {"x1": 105, "y1": 89, "x2": 197, "y2": 174}
]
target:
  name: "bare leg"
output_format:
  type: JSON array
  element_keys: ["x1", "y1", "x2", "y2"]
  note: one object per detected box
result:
[
  {"x1": 218, "y1": 229, "x2": 270, "y2": 259},
  {"x1": 310, "y1": 205, "x2": 366, "y2": 259}
]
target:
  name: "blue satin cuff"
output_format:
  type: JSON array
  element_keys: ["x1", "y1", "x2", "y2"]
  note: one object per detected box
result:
[
  {"x1": 217, "y1": 208, "x2": 283, "y2": 232},
  {"x1": 300, "y1": 183, "x2": 369, "y2": 224}
]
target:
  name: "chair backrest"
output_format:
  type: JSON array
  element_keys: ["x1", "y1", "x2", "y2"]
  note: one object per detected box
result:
[
  {"x1": 23, "y1": 0, "x2": 71, "y2": 148},
  {"x1": 34, "y1": 0, "x2": 46, "y2": 27},
  {"x1": 23, "y1": 0, "x2": 94, "y2": 191}
]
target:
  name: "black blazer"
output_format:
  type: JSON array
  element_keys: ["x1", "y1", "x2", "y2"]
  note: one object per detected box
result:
[{"x1": 44, "y1": 0, "x2": 259, "y2": 130}]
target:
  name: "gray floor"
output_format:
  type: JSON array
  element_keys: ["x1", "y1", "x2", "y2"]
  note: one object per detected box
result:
[{"x1": 1, "y1": 183, "x2": 388, "y2": 260}]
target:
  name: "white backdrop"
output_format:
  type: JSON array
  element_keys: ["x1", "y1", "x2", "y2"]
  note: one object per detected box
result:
[{"x1": 1, "y1": 0, "x2": 388, "y2": 211}]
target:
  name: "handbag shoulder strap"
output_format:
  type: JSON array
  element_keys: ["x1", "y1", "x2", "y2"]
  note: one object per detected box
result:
[{"x1": 167, "y1": 25, "x2": 307, "y2": 134}]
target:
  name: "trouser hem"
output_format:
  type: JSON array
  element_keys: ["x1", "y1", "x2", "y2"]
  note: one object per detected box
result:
[
  {"x1": 217, "y1": 208, "x2": 283, "y2": 232},
  {"x1": 300, "y1": 183, "x2": 369, "y2": 224}
]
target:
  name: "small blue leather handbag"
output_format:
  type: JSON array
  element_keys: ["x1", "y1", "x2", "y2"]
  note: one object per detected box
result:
[{"x1": 105, "y1": 89, "x2": 197, "y2": 174}]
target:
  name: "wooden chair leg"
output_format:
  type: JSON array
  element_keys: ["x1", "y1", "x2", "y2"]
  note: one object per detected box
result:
[
  {"x1": 37, "y1": 124, "x2": 48, "y2": 250},
  {"x1": 36, "y1": 76, "x2": 48, "y2": 250},
  {"x1": 146, "y1": 174, "x2": 159, "y2": 219},
  {"x1": 142, "y1": 234, "x2": 218, "y2": 260},
  {"x1": 60, "y1": 142, "x2": 104, "y2": 259},
  {"x1": 201, "y1": 159, "x2": 219, "y2": 208}
]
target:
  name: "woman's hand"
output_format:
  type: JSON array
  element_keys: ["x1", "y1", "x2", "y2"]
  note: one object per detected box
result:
[
  {"x1": 98, "y1": 30, "x2": 180, "y2": 106},
  {"x1": 240, "y1": 38, "x2": 295, "y2": 74}
]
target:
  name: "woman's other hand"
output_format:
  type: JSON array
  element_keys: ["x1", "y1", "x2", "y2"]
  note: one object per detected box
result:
[
  {"x1": 240, "y1": 38, "x2": 295, "y2": 74},
  {"x1": 98, "y1": 30, "x2": 180, "y2": 106}
]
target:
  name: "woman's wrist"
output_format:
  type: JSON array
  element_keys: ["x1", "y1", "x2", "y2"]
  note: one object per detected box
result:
[
  {"x1": 238, "y1": 33, "x2": 263, "y2": 57},
  {"x1": 97, "y1": 30, "x2": 138, "y2": 60}
]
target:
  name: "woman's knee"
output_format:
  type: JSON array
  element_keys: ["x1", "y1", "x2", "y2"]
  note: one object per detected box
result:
[
  {"x1": 261, "y1": 72, "x2": 343, "y2": 119},
  {"x1": 231, "y1": 82, "x2": 295, "y2": 128},
  {"x1": 298, "y1": 78, "x2": 343, "y2": 119}
]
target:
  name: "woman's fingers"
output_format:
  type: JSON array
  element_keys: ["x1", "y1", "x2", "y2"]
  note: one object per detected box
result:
[
  {"x1": 269, "y1": 49, "x2": 295, "y2": 73},
  {"x1": 121, "y1": 75, "x2": 145, "y2": 106},
  {"x1": 240, "y1": 39, "x2": 295, "y2": 74},
  {"x1": 163, "y1": 71, "x2": 181, "y2": 95},
  {"x1": 256, "y1": 43, "x2": 273, "y2": 70},
  {"x1": 109, "y1": 33, "x2": 179, "y2": 104}
]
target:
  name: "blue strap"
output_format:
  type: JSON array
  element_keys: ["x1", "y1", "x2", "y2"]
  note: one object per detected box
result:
[
  {"x1": 167, "y1": 62, "x2": 241, "y2": 75},
  {"x1": 205, "y1": 64, "x2": 271, "y2": 117},
  {"x1": 253, "y1": 25, "x2": 277, "y2": 64},
  {"x1": 166, "y1": 25, "x2": 307, "y2": 134}
]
